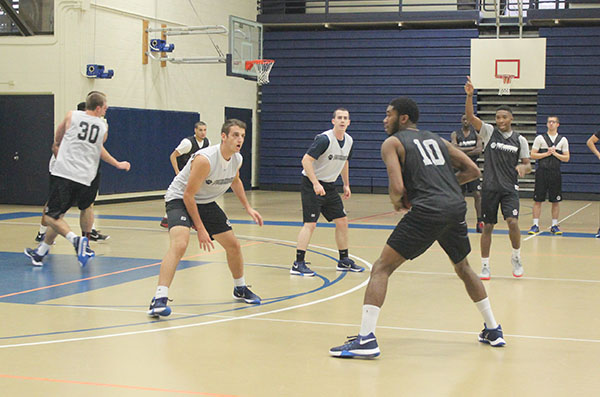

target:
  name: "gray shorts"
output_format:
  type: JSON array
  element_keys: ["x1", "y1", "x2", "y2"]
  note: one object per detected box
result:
[{"x1": 165, "y1": 199, "x2": 232, "y2": 238}]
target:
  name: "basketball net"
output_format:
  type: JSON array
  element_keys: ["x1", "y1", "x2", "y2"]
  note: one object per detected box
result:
[
  {"x1": 498, "y1": 74, "x2": 514, "y2": 96},
  {"x1": 245, "y1": 59, "x2": 275, "y2": 85}
]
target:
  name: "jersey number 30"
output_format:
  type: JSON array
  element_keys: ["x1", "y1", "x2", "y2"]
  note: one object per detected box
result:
[
  {"x1": 413, "y1": 139, "x2": 445, "y2": 166},
  {"x1": 78, "y1": 121, "x2": 100, "y2": 144}
]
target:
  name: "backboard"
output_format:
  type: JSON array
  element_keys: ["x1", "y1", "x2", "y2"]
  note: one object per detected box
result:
[
  {"x1": 227, "y1": 16, "x2": 263, "y2": 81},
  {"x1": 470, "y1": 38, "x2": 546, "y2": 90}
]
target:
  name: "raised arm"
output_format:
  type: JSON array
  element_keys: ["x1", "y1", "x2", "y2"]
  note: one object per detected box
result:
[{"x1": 464, "y1": 76, "x2": 483, "y2": 132}]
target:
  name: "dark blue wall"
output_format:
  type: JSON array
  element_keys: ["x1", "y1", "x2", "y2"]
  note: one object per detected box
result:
[
  {"x1": 100, "y1": 107, "x2": 199, "y2": 194},
  {"x1": 538, "y1": 26, "x2": 600, "y2": 194},
  {"x1": 261, "y1": 28, "x2": 478, "y2": 190}
]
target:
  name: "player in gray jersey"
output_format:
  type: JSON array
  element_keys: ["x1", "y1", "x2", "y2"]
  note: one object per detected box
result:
[
  {"x1": 465, "y1": 77, "x2": 531, "y2": 280},
  {"x1": 330, "y1": 97, "x2": 504, "y2": 358},
  {"x1": 451, "y1": 114, "x2": 483, "y2": 232},
  {"x1": 147, "y1": 119, "x2": 264, "y2": 318},
  {"x1": 25, "y1": 92, "x2": 130, "y2": 268},
  {"x1": 291, "y1": 108, "x2": 364, "y2": 277}
]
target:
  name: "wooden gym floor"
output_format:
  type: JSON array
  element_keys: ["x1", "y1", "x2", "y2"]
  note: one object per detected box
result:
[{"x1": 1, "y1": 191, "x2": 599, "y2": 396}]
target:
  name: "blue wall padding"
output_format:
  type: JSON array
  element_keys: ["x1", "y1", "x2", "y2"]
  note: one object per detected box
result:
[
  {"x1": 538, "y1": 26, "x2": 600, "y2": 194},
  {"x1": 260, "y1": 28, "x2": 478, "y2": 191},
  {"x1": 100, "y1": 107, "x2": 199, "y2": 194}
]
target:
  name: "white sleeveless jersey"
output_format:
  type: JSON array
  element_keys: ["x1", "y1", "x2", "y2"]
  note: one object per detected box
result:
[
  {"x1": 302, "y1": 129, "x2": 353, "y2": 183},
  {"x1": 165, "y1": 144, "x2": 243, "y2": 204},
  {"x1": 51, "y1": 111, "x2": 107, "y2": 186}
]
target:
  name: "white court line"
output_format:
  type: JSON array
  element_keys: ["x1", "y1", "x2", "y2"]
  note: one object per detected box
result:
[
  {"x1": 203, "y1": 314, "x2": 600, "y2": 344},
  {"x1": 524, "y1": 202, "x2": 592, "y2": 241},
  {"x1": 396, "y1": 270, "x2": 600, "y2": 284},
  {"x1": 0, "y1": 236, "x2": 372, "y2": 349}
]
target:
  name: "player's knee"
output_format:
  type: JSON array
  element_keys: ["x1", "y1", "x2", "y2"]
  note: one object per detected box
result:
[
  {"x1": 334, "y1": 217, "x2": 348, "y2": 228},
  {"x1": 303, "y1": 222, "x2": 317, "y2": 232},
  {"x1": 170, "y1": 237, "x2": 189, "y2": 254}
]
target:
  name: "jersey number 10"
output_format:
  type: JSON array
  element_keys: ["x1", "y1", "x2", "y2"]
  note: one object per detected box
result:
[
  {"x1": 78, "y1": 121, "x2": 100, "y2": 144},
  {"x1": 413, "y1": 139, "x2": 445, "y2": 166}
]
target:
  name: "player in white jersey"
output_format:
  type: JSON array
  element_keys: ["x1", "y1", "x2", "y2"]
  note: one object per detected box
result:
[
  {"x1": 25, "y1": 92, "x2": 130, "y2": 267},
  {"x1": 34, "y1": 101, "x2": 115, "y2": 243},
  {"x1": 147, "y1": 119, "x2": 264, "y2": 318},
  {"x1": 290, "y1": 108, "x2": 364, "y2": 277}
]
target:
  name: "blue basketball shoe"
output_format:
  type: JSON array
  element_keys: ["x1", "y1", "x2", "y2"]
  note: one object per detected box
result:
[
  {"x1": 233, "y1": 286, "x2": 261, "y2": 304},
  {"x1": 24, "y1": 247, "x2": 46, "y2": 267},
  {"x1": 147, "y1": 297, "x2": 172, "y2": 317},
  {"x1": 337, "y1": 257, "x2": 365, "y2": 272},
  {"x1": 528, "y1": 225, "x2": 539, "y2": 235},
  {"x1": 478, "y1": 324, "x2": 506, "y2": 347},
  {"x1": 290, "y1": 261, "x2": 315, "y2": 276},
  {"x1": 74, "y1": 236, "x2": 94, "y2": 267},
  {"x1": 330, "y1": 333, "x2": 380, "y2": 358}
]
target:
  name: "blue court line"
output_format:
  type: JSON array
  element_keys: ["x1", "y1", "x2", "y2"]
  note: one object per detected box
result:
[
  {"x1": 2, "y1": 211, "x2": 598, "y2": 237},
  {"x1": 0, "y1": 255, "x2": 350, "y2": 341}
]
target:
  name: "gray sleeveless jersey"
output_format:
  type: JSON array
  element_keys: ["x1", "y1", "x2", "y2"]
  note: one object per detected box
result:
[
  {"x1": 165, "y1": 144, "x2": 242, "y2": 204},
  {"x1": 51, "y1": 111, "x2": 107, "y2": 186},
  {"x1": 393, "y1": 129, "x2": 465, "y2": 215},
  {"x1": 481, "y1": 125, "x2": 526, "y2": 192},
  {"x1": 302, "y1": 129, "x2": 353, "y2": 183}
]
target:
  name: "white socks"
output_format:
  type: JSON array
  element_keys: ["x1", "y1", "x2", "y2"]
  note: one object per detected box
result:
[
  {"x1": 234, "y1": 276, "x2": 246, "y2": 287},
  {"x1": 155, "y1": 286, "x2": 169, "y2": 299},
  {"x1": 359, "y1": 304, "x2": 380, "y2": 336},
  {"x1": 481, "y1": 257, "x2": 490, "y2": 268},
  {"x1": 66, "y1": 232, "x2": 78, "y2": 245},
  {"x1": 533, "y1": 218, "x2": 539, "y2": 226},
  {"x1": 552, "y1": 219, "x2": 558, "y2": 226},
  {"x1": 38, "y1": 225, "x2": 47, "y2": 234},
  {"x1": 37, "y1": 242, "x2": 51, "y2": 255},
  {"x1": 512, "y1": 248, "x2": 521, "y2": 258},
  {"x1": 475, "y1": 297, "x2": 498, "y2": 329}
]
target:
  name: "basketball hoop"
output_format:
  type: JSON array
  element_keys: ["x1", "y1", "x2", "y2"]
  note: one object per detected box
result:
[
  {"x1": 498, "y1": 74, "x2": 514, "y2": 96},
  {"x1": 245, "y1": 59, "x2": 275, "y2": 85}
]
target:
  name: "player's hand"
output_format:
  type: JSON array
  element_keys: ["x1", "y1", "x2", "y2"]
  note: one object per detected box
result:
[
  {"x1": 464, "y1": 76, "x2": 474, "y2": 96},
  {"x1": 246, "y1": 207, "x2": 264, "y2": 226},
  {"x1": 548, "y1": 147, "x2": 556, "y2": 154},
  {"x1": 515, "y1": 164, "x2": 527, "y2": 178},
  {"x1": 313, "y1": 183, "x2": 326, "y2": 196},
  {"x1": 342, "y1": 185, "x2": 351, "y2": 200},
  {"x1": 196, "y1": 228, "x2": 215, "y2": 251},
  {"x1": 117, "y1": 161, "x2": 131, "y2": 171}
]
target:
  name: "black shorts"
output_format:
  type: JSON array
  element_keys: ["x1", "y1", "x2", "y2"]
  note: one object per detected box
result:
[
  {"x1": 45, "y1": 175, "x2": 98, "y2": 219},
  {"x1": 386, "y1": 208, "x2": 471, "y2": 264},
  {"x1": 300, "y1": 176, "x2": 346, "y2": 223},
  {"x1": 481, "y1": 189, "x2": 520, "y2": 224},
  {"x1": 165, "y1": 199, "x2": 232, "y2": 238},
  {"x1": 533, "y1": 168, "x2": 562, "y2": 203},
  {"x1": 461, "y1": 178, "x2": 481, "y2": 194}
]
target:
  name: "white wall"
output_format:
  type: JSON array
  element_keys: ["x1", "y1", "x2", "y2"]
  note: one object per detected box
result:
[{"x1": 0, "y1": 0, "x2": 260, "y2": 186}]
